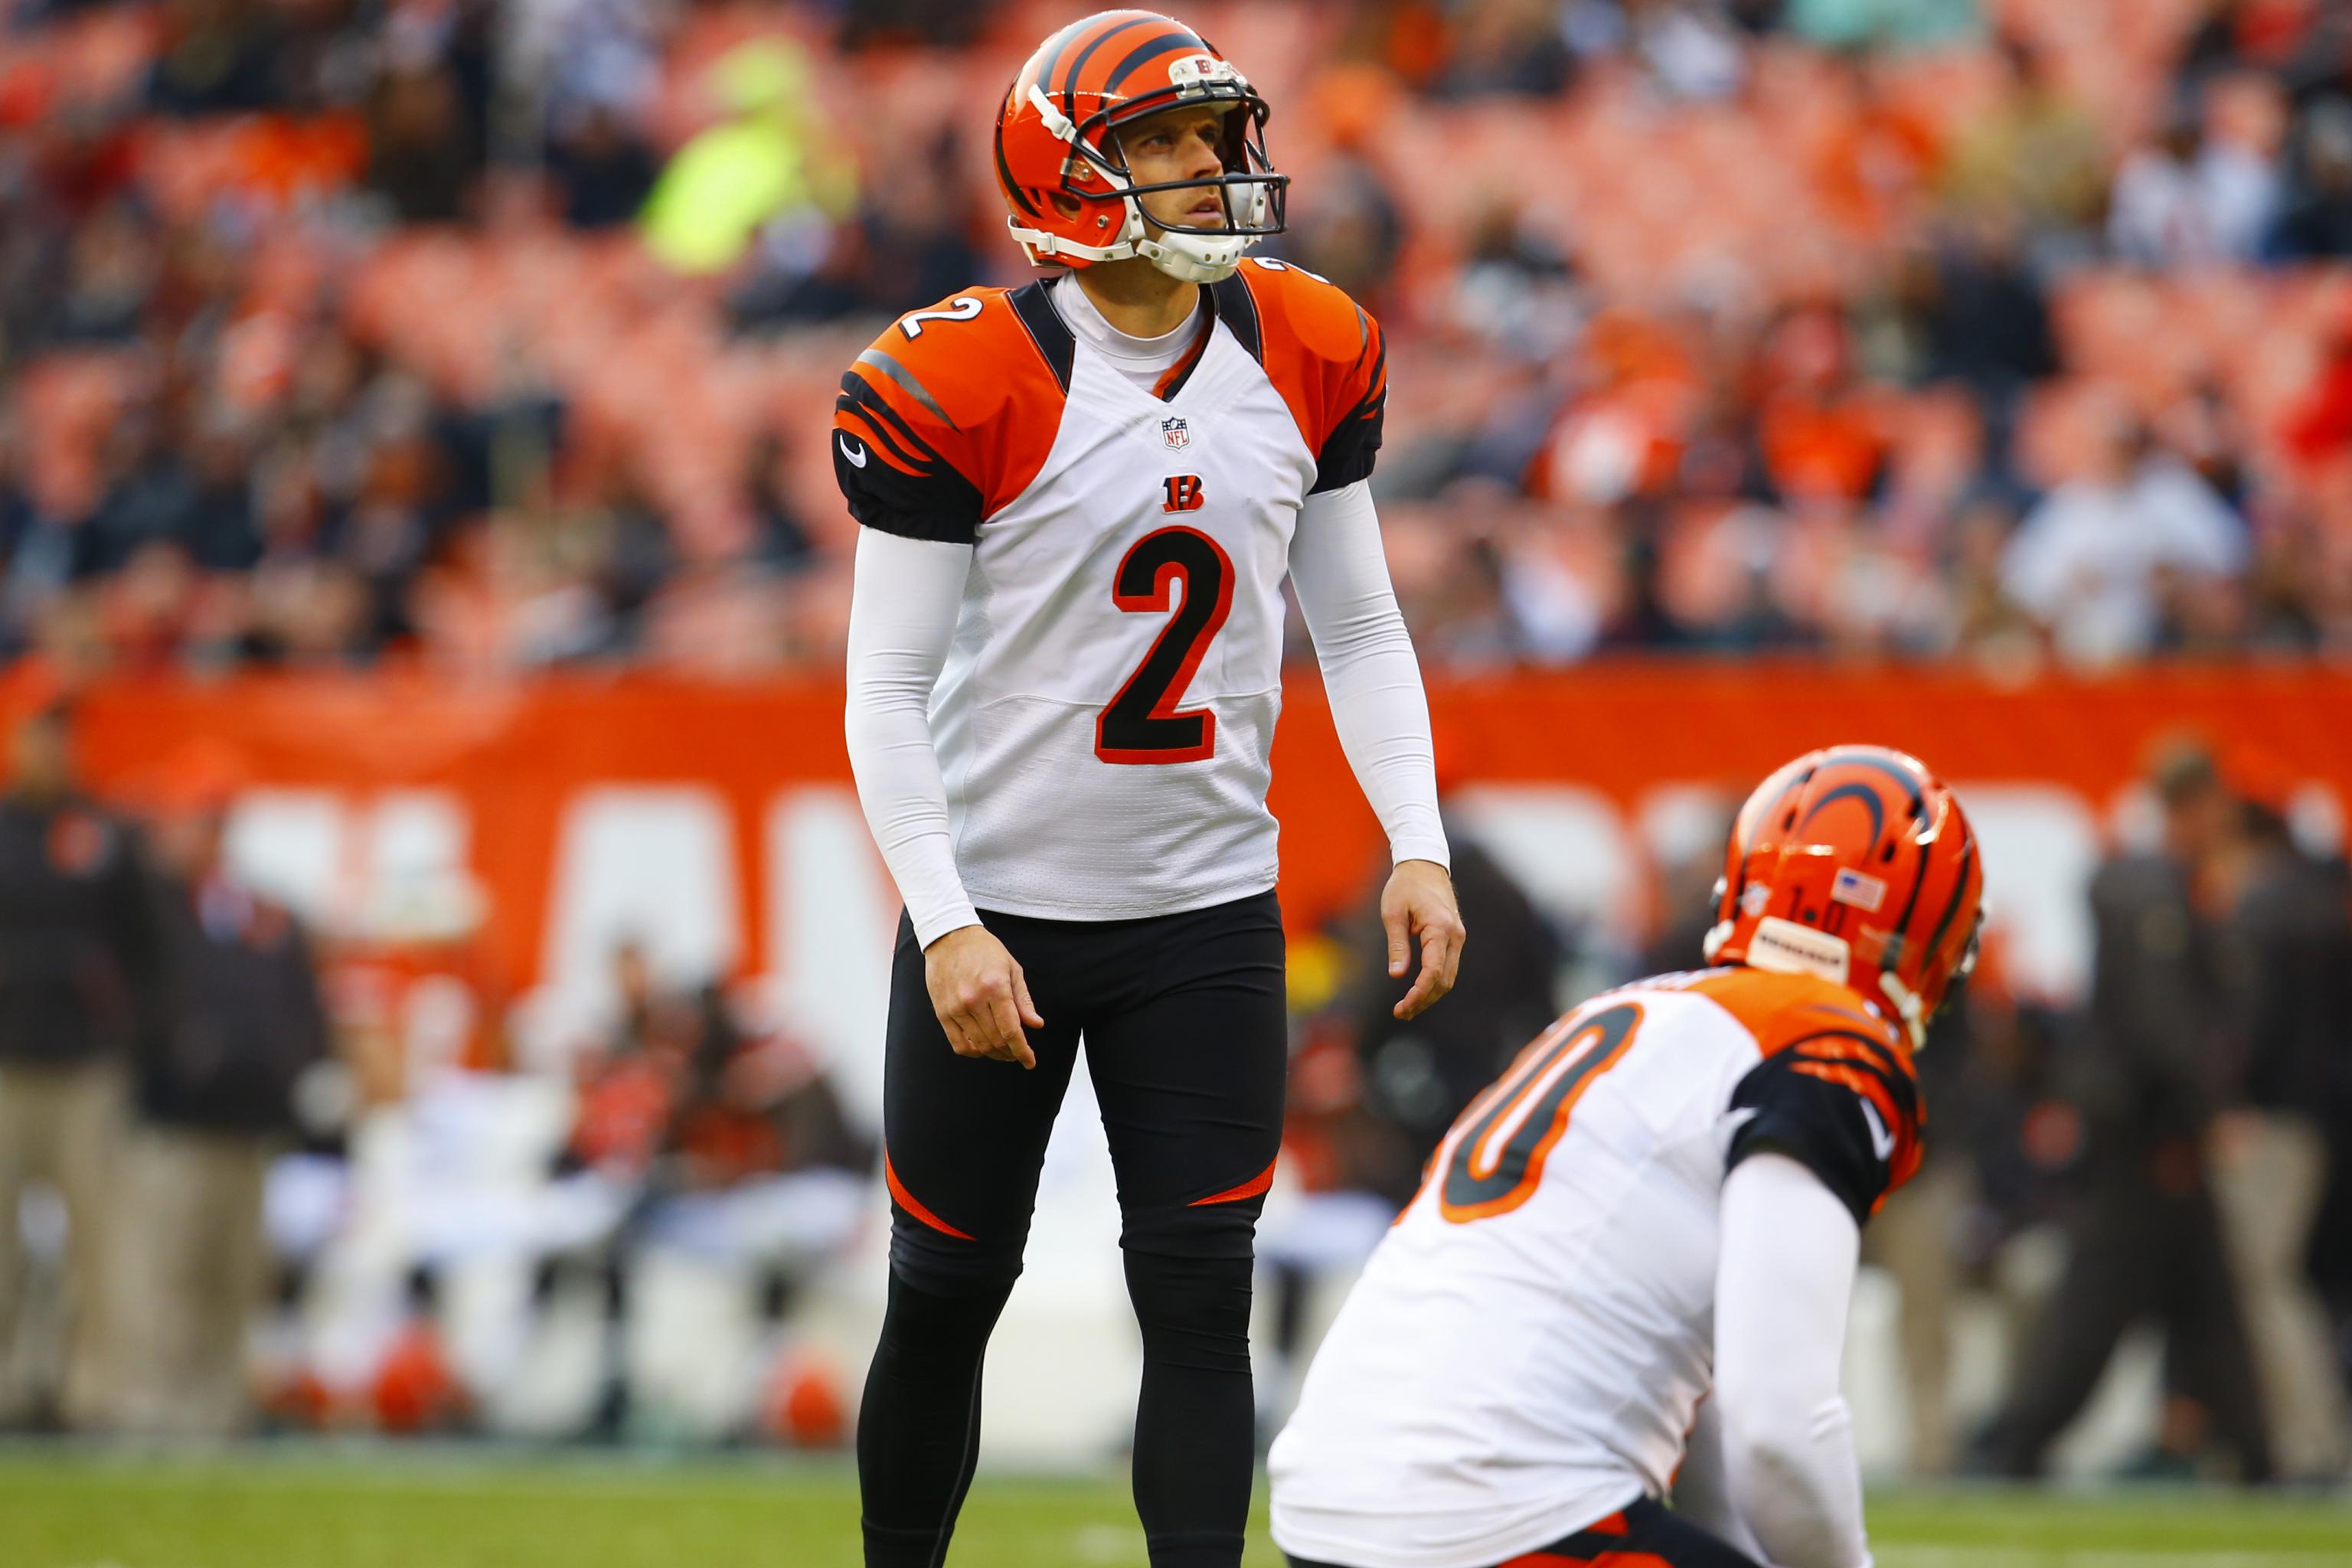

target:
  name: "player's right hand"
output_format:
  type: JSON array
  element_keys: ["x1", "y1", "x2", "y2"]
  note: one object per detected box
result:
[{"x1": 923, "y1": 924, "x2": 1043, "y2": 1070}]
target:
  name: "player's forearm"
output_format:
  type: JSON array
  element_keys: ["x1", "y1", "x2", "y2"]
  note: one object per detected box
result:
[
  {"x1": 844, "y1": 528, "x2": 982, "y2": 947},
  {"x1": 1714, "y1": 1153, "x2": 1873, "y2": 1568},
  {"x1": 1290, "y1": 482, "x2": 1449, "y2": 869}
]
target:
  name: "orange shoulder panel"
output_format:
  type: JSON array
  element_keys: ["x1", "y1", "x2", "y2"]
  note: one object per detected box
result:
[
  {"x1": 1684, "y1": 968, "x2": 1904, "y2": 1060},
  {"x1": 1233, "y1": 258, "x2": 1386, "y2": 466},
  {"x1": 1693, "y1": 967, "x2": 1924, "y2": 1192},
  {"x1": 835, "y1": 287, "x2": 1068, "y2": 518}
]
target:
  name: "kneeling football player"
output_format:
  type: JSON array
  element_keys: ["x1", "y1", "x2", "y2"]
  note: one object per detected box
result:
[{"x1": 1270, "y1": 745, "x2": 1984, "y2": 1568}]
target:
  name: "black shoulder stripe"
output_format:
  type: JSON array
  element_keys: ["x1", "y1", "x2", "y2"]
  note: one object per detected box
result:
[
  {"x1": 835, "y1": 394, "x2": 925, "y2": 472},
  {"x1": 837, "y1": 376, "x2": 942, "y2": 470},
  {"x1": 1105, "y1": 30, "x2": 1203, "y2": 97},
  {"x1": 1334, "y1": 332, "x2": 1388, "y2": 427},
  {"x1": 1210, "y1": 272, "x2": 1261, "y2": 364},
  {"x1": 1008, "y1": 281, "x2": 1075, "y2": 394},
  {"x1": 1785, "y1": 1047, "x2": 1916, "y2": 1111},
  {"x1": 1063, "y1": 15, "x2": 1154, "y2": 120},
  {"x1": 835, "y1": 398, "x2": 900, "y2": 459},
  {"x1": 1778, "y1": 1027, "x2": 1913, "y2": 1083}
]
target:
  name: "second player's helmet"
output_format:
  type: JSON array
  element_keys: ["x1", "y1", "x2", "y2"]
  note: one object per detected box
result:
[
  {"x1": 995, "y1": 10, "x2": 1288, "y2": 283},
  {"x1": 1704, "y1": 745, "x2": 1984, "y2": 1050}
]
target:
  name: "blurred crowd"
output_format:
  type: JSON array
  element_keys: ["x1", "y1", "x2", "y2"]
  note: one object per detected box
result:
[{"x1": 2, "y1": 0, "x2": 2352, "y2": 671}]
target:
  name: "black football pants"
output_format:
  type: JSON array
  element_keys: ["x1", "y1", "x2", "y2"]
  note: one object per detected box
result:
[{"x1": 859, "y1": 890, "x2": 1287, "y2": 1568}]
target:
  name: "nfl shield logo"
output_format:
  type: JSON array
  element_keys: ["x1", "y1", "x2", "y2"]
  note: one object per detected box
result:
[{"x1": 1161, "y1": 416, "x2": 1191, "y2": 451}]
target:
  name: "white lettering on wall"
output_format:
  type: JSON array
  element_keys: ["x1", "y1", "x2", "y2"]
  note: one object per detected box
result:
[{"x1": 534, "y1": 787, "x2": 741, "y2": 1073}]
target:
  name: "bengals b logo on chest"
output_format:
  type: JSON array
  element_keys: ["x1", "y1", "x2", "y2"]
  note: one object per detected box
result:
[{"x1": 1162, "y1": 475, "x2": 1206, "y2": 513}]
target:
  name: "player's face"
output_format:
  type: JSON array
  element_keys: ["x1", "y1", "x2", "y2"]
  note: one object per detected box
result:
[{"x1": 1116, "y1": 103, "x2": 1233, "y2": 235}]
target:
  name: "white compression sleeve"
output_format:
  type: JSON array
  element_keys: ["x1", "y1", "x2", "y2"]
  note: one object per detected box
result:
[
  {"x1": 1714, "y1": 1152, "x2": 1873, "y2": 1568},
  {"x1": 1288, "y1": 481, "x2": 1449, "y2": 869},
  {"x1": 843, "y1": 527, "x2": 982, "y2": 948},
  {"x1": 1671, "y1": 1394, "x2": 1773, "y2": 1565}
]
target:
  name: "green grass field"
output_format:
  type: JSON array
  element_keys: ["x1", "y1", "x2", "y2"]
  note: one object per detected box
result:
[{"x1": 3, "y1": 1451, "x2": 2350, "y2": 1568}]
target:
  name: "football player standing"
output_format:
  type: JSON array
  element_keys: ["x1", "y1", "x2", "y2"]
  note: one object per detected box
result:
[
  {"x1": 1271, "y1": 747, "x2": 1984, "y2": 1568},
  {"x1": 834, "y1": 12, "x2": 1465, "y2": 1568}
]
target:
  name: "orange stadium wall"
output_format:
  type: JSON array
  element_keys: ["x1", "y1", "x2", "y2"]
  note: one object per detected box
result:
[{"x1": 60, "y1": 665, "x2": 2352, "y2": 998}]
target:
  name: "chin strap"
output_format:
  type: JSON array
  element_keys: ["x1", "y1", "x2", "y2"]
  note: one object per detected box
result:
[
  {"x1": 1702, "y1": 919, "x2": 1733, "y2": 964},
  {"x1": 1007, "y1": 213, "x2": 1140, "y2": 266},
  {"x1": 1878, "y1": 970, "x2": 1930, "y2": 1053},
  {"x1": 1008, "y1": 210, "x2": 1250, "y2": 283},
  {"x1": 1135, "y1": 232, "x2": 1247, "y2": 283}
]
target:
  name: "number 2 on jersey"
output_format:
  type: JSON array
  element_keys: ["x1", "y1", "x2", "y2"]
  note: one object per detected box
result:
[
  {"x1": 898, "y1": 296, "x2": 983, "y2": 338},
  {"x1": 1439, "y1": 1002, "x2": 1644, "y2": 1223},
  {"x1": 1096, "y1": 527, "x2": 1234, "y2": 765}
]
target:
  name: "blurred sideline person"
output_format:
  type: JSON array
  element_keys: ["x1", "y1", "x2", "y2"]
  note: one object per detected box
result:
[
  {"x1": 0, "y1": 698, "x2": 155, "y2": 1429},
  {"x1": 1861, "y1": 1038, "x2": 1969, "y2": 1474},
  {"x1": 2210, "y1": 769, "x2": 2352, "y2": 1479},
  {"x1": 1344, "y1": 827, "x2": 1566, "y2": 1200},
  {"x1": 1272, "y1": 746, "x2": 1983, "y2": 1568},
  {"x1": 835, "y1": 14, "x2": 1459, "y2": 1567},
  {"x1": 1857, "y1": 946, "x2": 2027, "y2": 1477},
  {"x1": 119, "y1": 743, "x2": 332, "y2": 1438},
  {"x1": 1972, "y1": 743, "x2": 2270, "y2": 1481}
]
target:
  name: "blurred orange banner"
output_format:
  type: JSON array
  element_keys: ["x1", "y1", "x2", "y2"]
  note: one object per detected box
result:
[{"x1": 57, "y1": 664, "x2": 2352, "y2": 994}]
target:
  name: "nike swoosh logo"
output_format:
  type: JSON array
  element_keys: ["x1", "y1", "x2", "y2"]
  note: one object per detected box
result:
[
  {"x1": 1859, "y1": 1099, "x2": 1896, "y2": 1161},
  {"x1": 838, "y1": 434, "x2": 867, "y2": 469}
]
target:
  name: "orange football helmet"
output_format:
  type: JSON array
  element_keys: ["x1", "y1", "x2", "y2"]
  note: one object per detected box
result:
[
  {"x1": 995, "y1": 10, "x2": 1288, "y2": 283},
  {"x1": 1704, "y1": 746, "x2": 1984, "y2": 1049}
]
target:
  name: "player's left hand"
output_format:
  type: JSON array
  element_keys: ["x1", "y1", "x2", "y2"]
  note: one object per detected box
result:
[{"x1": 1383, "y1": 859, "x2": 1465, "y2": 1021}]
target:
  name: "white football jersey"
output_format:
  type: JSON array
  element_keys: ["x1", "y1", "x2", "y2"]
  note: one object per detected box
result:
[
  {"x1": 833, "y1": 260, "x2": 1387, "y2": 922},
  {"x1": 1268, "y1": 966, "x2": 1922, "y2": 1568}
]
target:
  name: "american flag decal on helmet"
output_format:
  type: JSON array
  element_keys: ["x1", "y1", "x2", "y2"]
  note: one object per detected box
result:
[{"x1": 1832, "y1": 866, "x2": 1887, "y2": 913}]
